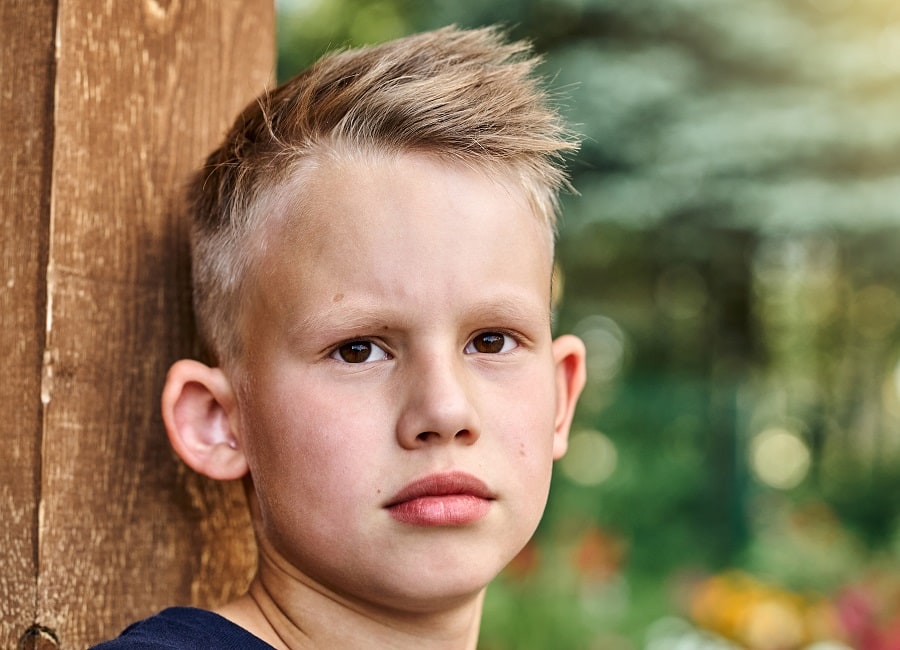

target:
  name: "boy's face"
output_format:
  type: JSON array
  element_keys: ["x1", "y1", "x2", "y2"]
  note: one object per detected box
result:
[{"x1": 232, "y1": 151, "x2": 583, "y2": 613}]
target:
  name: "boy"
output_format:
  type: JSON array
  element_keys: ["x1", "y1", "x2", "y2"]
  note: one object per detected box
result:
[{"x1": 94, "y1": 25, "x2": 586, "y2": 649}]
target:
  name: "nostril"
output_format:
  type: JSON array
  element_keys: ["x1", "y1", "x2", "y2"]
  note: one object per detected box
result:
[{"x1": 415, "y1": 429, "x2": 472, "y2": 442}]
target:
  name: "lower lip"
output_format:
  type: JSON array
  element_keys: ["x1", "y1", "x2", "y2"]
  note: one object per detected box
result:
[{"x1": 387, "y1": 495, "x2": 492, "y2": 526}]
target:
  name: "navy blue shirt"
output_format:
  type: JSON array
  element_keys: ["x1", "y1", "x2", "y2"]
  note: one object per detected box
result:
[{"x1": 90, "y1": 607, "x2": 275, "y2": 649}]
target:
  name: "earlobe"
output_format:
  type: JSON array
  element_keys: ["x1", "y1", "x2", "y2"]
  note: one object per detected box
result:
[
  {"x1": 161, "y1": 359, "x2": 249, "y2": 481},
  {"x1": 550, "y1": 334, "x2": 587, "y2": 460}
]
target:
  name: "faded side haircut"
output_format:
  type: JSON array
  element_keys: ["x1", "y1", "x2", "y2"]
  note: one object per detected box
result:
[{"x1": 189, "y1": 25, "x2": 577, "y2": 365}]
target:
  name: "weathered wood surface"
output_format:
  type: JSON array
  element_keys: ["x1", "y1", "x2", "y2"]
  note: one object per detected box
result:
[
  {"x1": 1, "y1": 1, "x2": 274, "y2": 647},
  {"x1": 0, "y1": 0, "x2": 56, "y2": 646}
]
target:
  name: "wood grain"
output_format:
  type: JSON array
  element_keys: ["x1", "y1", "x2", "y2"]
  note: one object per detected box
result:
[
  {"x1": 0, "y1": 1, "x2": 56, "y2": 648},
  {"x1": 2, "y1": 1, "x2": 274, "y2": 647}
]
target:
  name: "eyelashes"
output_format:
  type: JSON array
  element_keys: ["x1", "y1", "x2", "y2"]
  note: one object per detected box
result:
[
  {"x1": 464, "y1": 332, "x2": 517, "y2": 354},
  {"x1": 329, "y1": 331, "x2": 521, "y2": 364},
  {"x1": 331, "y1": 340, "x2": 391, "y2": 364}
]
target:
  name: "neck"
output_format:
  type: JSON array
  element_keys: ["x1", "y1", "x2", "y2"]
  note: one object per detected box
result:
[{"x1": 216, "y1": 553, "x2": 486, "y2": 650}]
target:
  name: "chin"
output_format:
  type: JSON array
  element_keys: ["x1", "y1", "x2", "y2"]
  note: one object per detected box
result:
[
  {"x1": 376, "y1": 579, "x2": 491, "y2": 615},
  {"x1": 368, "y1": 547, "x2": 512, "y2": 614}
]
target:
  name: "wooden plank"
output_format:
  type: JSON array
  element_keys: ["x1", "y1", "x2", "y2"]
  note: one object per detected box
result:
[
  {"x1": 35, "y1": 1, "x2": 274, "y2": 646},
  {"x1": 0, "y1": 1, "x2": 56, "y2": 648}
]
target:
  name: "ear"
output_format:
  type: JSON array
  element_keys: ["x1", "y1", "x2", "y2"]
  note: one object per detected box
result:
[
  {"x1": 161, "y1": 359, "x2": 248, "y2": 480},
  {"x1": 550, "y1": 334, "x2": 587, "y2": 460}
]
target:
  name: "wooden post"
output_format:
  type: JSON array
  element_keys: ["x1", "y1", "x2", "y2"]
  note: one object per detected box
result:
[
  {"x1": 0, "y1": 1, "x2": 54, "y2": 646},
  {"x1": 1, "y1": 1, "x2": 273, "y2": 647}
]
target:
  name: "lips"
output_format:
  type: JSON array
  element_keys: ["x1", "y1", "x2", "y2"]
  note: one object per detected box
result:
[{"x1": 385, "y1": 471, "x2": 495, "y2": 526}]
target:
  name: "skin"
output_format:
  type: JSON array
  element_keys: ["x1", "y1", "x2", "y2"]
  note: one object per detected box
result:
[{"x1": 163, "y1": 150, "x2": 586, "y2": 649}]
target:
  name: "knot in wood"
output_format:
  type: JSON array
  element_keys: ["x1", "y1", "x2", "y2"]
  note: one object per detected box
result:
[{"x1": 17, "y1": 625, "x2": 59, "y2": 650}]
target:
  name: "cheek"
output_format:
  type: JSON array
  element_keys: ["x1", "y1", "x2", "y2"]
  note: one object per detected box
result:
[
  {"x1": 488, "y1": 367, "x2": 558, "y2": 485},
  {"x1": 499, "y1": 365, "x2": 558, "y2": 441},
  {"x1": 238, "y1": 380, "x2": 379, "y2": 513}
]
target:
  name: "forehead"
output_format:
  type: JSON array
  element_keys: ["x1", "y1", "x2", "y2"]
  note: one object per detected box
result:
[
  {"x1": 319, "y1": 151, "x2": 545, "y2": 263},
  {"x1": 260, "y1": 147, "x2": 554, "y2": 253},
  {"x1": 241, "y1": 152, "x2": 557, "y2": 299},
  {"x1": 239, "y1": 150, "x2": 555, "y2": 332}
]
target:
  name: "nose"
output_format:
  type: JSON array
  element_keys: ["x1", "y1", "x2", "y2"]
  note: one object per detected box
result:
[{"x1": 395, "y1": 354, "x2": 481, "y2": 449}]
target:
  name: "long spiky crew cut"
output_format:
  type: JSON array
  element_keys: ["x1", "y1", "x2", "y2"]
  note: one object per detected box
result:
[{"x1": 188, "y1": 25, "x2": 578, "y2": 367}]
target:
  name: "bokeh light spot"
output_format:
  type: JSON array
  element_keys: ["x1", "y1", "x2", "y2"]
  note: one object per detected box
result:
[
  {"x1": 560, "y1": 430, "x2": 618, "y2": 486},
  {"x1": 574, "y1": 315, "x2": 627, "y2": 383},
  {"x1": 750, "y1": 427, "x2": 811, "y2": 490}
]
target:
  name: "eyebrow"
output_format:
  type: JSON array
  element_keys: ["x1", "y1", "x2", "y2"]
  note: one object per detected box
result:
[
  {"x1": 286, "y1": 294, "x2": 550, "y2": 342},
  {"x1": 285, "y1": 301, "x2": 391, "y2": 343},
  {"x1": 459, "y1": 296, "x2": 551, "y2": 327}
]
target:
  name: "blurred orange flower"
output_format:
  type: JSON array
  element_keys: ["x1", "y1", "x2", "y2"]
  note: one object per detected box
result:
[{"x1": 571, "y1": 526, "x2": 626, "y2": 585}]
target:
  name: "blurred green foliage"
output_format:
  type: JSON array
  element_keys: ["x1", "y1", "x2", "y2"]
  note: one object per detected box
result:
[{"x1": 276, "y1": 1, "x2": 900, "y2": 647}]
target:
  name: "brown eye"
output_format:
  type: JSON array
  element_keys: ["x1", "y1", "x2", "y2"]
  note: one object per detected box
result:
[
  {"x1": 331, "y1": 340, "x2": 389, "y2": 363},
  {"x1": 465, "y1": 332, "x2": 516, "y2": 354}
]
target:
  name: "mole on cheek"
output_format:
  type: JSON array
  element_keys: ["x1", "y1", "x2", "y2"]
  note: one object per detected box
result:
[{"x1": 332, "y1": 293, "x2": 344, "y2": 303}]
